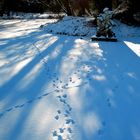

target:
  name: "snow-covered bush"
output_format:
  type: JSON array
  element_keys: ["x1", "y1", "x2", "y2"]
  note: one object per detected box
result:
[{"x1": 96, "y1": 8, "x2": 115, "y2": 38}]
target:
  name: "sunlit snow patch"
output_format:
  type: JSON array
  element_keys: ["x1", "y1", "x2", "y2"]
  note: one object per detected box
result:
[{"x1": 124, "y1": 41, "x2": 140, "y2": 57}]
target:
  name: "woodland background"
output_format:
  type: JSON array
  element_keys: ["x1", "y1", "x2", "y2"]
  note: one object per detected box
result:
[{"x1": 0, "y1": 0, "x2": 140, "y2": 24}]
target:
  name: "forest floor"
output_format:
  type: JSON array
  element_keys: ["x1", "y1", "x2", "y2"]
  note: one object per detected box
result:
[{"x1": 0, "y1": 17, "x2": 140, "y2": 140}]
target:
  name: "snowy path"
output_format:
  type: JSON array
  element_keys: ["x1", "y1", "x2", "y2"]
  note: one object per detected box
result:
[{"x1": 0, "y1": 19, "x2": 140, "y2": 140}]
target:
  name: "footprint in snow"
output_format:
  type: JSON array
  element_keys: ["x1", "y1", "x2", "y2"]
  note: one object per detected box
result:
[
  {"x1": 67, "y1": 127, "x2": 73, "y2": 133},
  {"x1": 42, "y1": 93, "x2": 49, "y2": 97},
  {"x1": 0, "y1": 113, "x2": 4, "y2": 118},
  {"x1": 106, "y1": 98, "x2": 112, "y2": 107},
  {"x1": 6, "y1": 108, "x2": 13, "y2": 112},
  {"x1": 59, "y1": 128, "x2": 65, "y2": 133},
  {"x1": 66, "y1": 119, "x2": 75, "y2": 125},
  {"x1": 98, "y1": 129, "x2": 104, "y2": 136},
  {"x1": 69, "y1": 77, "x2": 72, "y2": 82},
  {"x1": 52, "y1": 130, "x2": 57, "y2": 137},
  {"x1": 27, "y1": 100, "x2": 34, "y2": 104},
  {"x1": 19, "y1": 104, "x2": 25, "y2": 108},
  {"x1": 62, "y1": 94, "x2": 67, "y2": 98},
  {"x1": 97, "y1": 121, "x2": 106, "y2": 136},
  {"x1": 57, "y1": 110, "x2": 61, "y2": 114},
  {"x1": 112, "y1": 85, "x2": 119, "y2": 92},
  {"x1": 54, "y1": 115, "x2": 59, "y2": 120},
  {"x1": 102, "y1": 121, "x2": 106, "y2": 127},
  {"x1": 58, "y1": 135, "x2": 63, "y2": 140},
  {"x1": 14, "y1": 104, "x2": 24, "y2": 109},
  {"x1": 14, "y1": 105, "x2": 20, "y2": 108},
  {"x1": 37, "y1": 96, "x2": 42, "y2": 100}
]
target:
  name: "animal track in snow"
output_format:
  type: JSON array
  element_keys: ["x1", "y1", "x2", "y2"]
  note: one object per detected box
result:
[
  {"x1": 106, "y1": 97, "x2": 113, "y2": 107},
  {"x1": 52, "y1": 92, "x2": 75, "y2": 140},
  {"x1": 0, "y1": 90, "x2": 54, "y2": 119},
  {"x1": 112, "y1": 85, "x2": 119, "y2": 92},
  {"x1": 97, "y1": 120, "x2": 107, "y2": 136}
]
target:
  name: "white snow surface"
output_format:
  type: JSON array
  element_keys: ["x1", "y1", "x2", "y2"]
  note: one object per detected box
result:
[
  {"x1": 43, "y1": 16, "x2": 140, "y2": 37},
  {"x1": 0, "y1": 12, "x2": 65, "y2": 19},
  {"x1": 43, "y1": 16, "x2": 96, "y2": 36},
  {"x1": 0, "y1": 17, "x2": 140, "y2": 140}
]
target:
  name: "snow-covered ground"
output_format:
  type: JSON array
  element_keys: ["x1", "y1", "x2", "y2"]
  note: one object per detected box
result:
[
  {"x1": 0, "y1": 17, "x2": 140, "y2": 140},
  {"x1": 43, "y1": 16, "x2": 140, "y2": 38},
  {"x1": 0, "y1": 12, "x2": 65, "y2": 19}
]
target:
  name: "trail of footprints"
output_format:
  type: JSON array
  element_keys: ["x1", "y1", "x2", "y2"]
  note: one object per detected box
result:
[
  {"x1": 52, "y1": 93, "x2": 75, "y2": 140},
  {"x1": 1, "y1": 40, "x2": 125, "y2": 138},
  {"x1": 106, "y1": 73, "x2": 125, "y2": 108},
  {"x1": 0, "y1": 91, "x2": 51, "y2": 118},
  {"x1": 0, "y1": 41, "x2": 96, "y2": 140},
  {"x1": 0, "y1": 55, "x2": 88, "y2": 119},
  {"x1": 0, "y1": 73, "x2": 84, "y2": 119}
]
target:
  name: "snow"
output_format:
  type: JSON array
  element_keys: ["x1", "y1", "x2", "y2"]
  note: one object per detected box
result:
[
  {"x1": 43, "y1": 16, "x2": 140, "y2": 38},
  {"x1": 0, "y1": 16, "x2": 140, "y2": 140},
  {"x1": 0, "y1": 12, "x2": 65, "y2": 19},
  {"x1": 43, "y1": 16, "x2": 96, "y2": 36},
  {"x1": 124, "y1": 40, "x2": 140, "y2": 57}
]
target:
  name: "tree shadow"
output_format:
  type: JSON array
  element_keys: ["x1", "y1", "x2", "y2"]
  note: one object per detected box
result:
[
  {"x1": 0, "y1": 20, "x2": 79, "y2": 140},
  {"x1": 73, "y1": 40, "x2": 140, "y2": 140},
  {"x1": 1, "y1": 19, "x2": 140, "y2": 140}
]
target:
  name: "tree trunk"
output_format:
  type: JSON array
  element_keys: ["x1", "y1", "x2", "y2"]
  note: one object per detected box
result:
[
  {"x1": 63, "y1": 0, "x2": 73, "y2": 16},
  {"x1": 112, "y1": 0, "x2": 118, "y2": 10}
]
